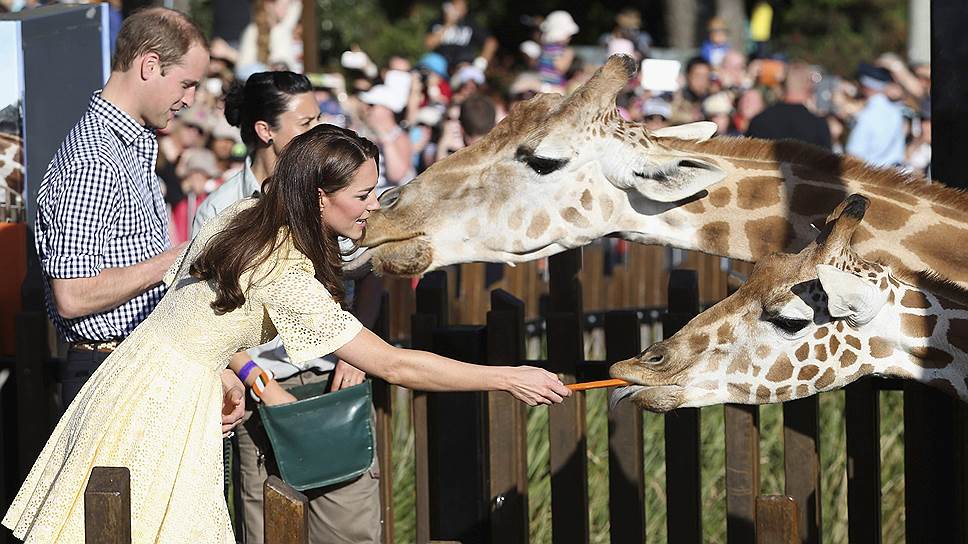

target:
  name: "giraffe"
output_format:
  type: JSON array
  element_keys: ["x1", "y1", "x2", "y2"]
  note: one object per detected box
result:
[
  {"x1": 608, "y1": 194, "x2": 968, "y2": 412},
  {"x1": 350, "y1": 54, "x2": 968, "y2": 288}
]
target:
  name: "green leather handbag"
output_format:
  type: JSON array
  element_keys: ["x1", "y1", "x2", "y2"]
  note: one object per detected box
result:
[{"x1": 258, "y1": 378, "x2": 374, "y2": 491}]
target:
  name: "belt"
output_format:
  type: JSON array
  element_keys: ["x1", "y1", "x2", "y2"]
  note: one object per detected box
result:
[{"x1": 69, "y1": 339, "x2": 122, "y2": 353}]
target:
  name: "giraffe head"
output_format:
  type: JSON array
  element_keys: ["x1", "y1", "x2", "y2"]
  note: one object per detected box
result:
[
  {"x1": 350, "y1": 55, "x2": 728, "y2": 276},
  {"x1": 610, "y1": 194, "x2": 903, "y2": 411}
]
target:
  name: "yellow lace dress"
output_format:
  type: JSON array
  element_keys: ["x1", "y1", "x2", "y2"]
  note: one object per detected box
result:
[{"x1": 2, "y1": 201, "x2": 363, "y2": 543}]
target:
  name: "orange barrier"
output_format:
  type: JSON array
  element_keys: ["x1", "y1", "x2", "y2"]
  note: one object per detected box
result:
[{"x1": 0, "y1": 222, "x2": 26, "y2": 356}]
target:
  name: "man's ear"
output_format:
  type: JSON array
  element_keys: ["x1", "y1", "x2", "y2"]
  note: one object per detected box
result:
[
  {"x1": 816, "y1": 264, "x2": 888, "y2": 325},
  {"x1": 254, "y1": 120, "x2": 274, "y2": 146},
  {"x1": 140, "y1": 52, "x2": 161, "y2": 81}
]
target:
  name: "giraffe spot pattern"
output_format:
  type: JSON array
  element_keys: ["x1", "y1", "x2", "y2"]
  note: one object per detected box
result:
[
  {"x1": 908, "y1": 346, "x2": 954, "y2": 368},
  {"x1": 689, "y1": 334, "x2": 709, "y2": 354},
  {"x1": 869, "y1": 337, "x2": 894, "y2": 358},
  {"x1": 932, "y1": 203, "x2": 966, "y2": 222},
  {"x1": 717, "y1": 323, "x2": 736, "y2": 344},
  {"x1": 756, "y1": 385, "x2": 772, "y2": 402},
  {"x1": 900, "y1": 290, "x2": 931, "y2": 309},
  {"x1": 798, "y1": 365, "x2": 820, "y2": 380},
  {"x1": 859, "y1": 183, "x2": 919, "y2": 206},
  {"x1": 766, "y1": 354, "x2": 794, "y2": 382},
  {"x1": 560, "y1": 207, "x2": 591, "y2": 228},
  {"x1": 790, "y1": 183, "x2": 847, "y2": 218},
  {"x1": 580, "y1": 190, "x2": 594, "y2": 211},
  {"x1": 796, "y1": 384, "x2": 811, "y2": 398},
  {"x1": 949, "y1": 319, "x2": 968, "y2": 354},
  {"x1": 863, "y1": 197, "x2": 914, "y2": 231},
  {"x1": 508, "y1": 210, "x2": 523, "y2": 230},
  {"x1": 756, "y1": 345, "x2": 771, "y2": 359},
  {"x1": 700, "y1": 222, "x2": 730, "y2": 257},
  {"x1": 814, "y1": 327, "x2": 828, "y2": 340},
  {"x1": 745, "y1": 216, "x2": 796, "y2": 258},
  {"x1": 527, "y1": 210, "x2": 550, "y2": 238},
  {"x1": 600, "y1": 196, "x2": 614, "y2": 222},
  {"x1": 736, "y1": 177, "x2": 782, "y2": 210},
  {"x1": 840, "y1": 350, "x2": 857, "y2": 367},
  {"x1": 845, "y1": 335, "x2": 862, "y2": 350},
  {"x1": 775, "y1": 385, "x2": 792, "y2": 400},
  {"x1": 728, "y1": 382, "x2": 752, "y2": 400},
  {"x1": 901, "y1": 314, "x2": 937, "y2": 338},
  {"x1": 726, "y1": 352, "x2": 752, "y2": 375},
  {"x1": 708, "y1": 187, "x2": 731, "y2": 208},
  {"x1": 814, "y1": 344, "x2": 828, "y2": 362},
  {"x1": 815, "y1": 368, "x2": 836, "y2": 389},
  {"x1": 829, "y1": 336, "x2": 840, "y2": 356},
  {"x1": 903, "y1": 224, "x2": 968, "y2": 282},
  {"x1": 795, "y1": 343, "x2": 810, "y2": 361},
  {"x1": 681, "y1": 197, "x2": 705, "y2": 214}
]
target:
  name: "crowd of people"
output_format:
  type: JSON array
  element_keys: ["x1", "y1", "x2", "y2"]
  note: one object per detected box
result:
[{"x1": 120, "y1": 1, "x2": 933, "y2": 245}]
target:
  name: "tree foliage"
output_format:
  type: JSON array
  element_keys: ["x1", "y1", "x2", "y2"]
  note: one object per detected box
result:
[{"x1": 772, "y1": 0, "x2": 907, "y2": 75}]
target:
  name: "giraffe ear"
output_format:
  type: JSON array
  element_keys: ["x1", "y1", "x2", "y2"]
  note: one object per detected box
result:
[
  {"x1": 652, "y1": 121, "x2": 718, "y2": 142},
  {"x1": 816, "y1": 264, "x2": 888, "y2": 325}
]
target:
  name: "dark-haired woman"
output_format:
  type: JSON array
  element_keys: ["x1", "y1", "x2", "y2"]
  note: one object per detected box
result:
[
  {"x1": 3, "y1": 123, "x2": 571, "y2": 543},
  {"x1": 194, "y1": 71, "x2": 379, "y2": 543}
]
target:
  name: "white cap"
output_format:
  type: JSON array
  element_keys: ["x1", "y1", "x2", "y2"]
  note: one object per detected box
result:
[{"x1": 541, "y1": 11, "x2": 579, "y2": 43}]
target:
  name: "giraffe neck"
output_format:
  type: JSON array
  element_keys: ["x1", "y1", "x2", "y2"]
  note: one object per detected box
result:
[{"x1": 616, "y1": 137, "x2": 968, "y2": 288}]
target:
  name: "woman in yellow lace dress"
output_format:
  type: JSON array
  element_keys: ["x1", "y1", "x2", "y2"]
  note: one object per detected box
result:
[{"x1": 2, "y1": 125, "x2": 571, "y2": 543}]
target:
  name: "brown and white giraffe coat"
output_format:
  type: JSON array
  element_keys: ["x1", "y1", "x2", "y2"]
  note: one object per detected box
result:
[
  {"x1": 609, "y1": 195, "x2": 968, "y2": 412},
  {"x1": 353, "y1": 55, "x2": 968, "y2": 289}
]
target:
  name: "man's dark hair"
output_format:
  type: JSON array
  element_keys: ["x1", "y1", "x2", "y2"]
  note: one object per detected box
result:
[
  {"x1": 459, "y1": 94, "x2": 497, "y2": 138},
  {"x1": 112, "y1": 7, "x2": 208, "y2": 72},
  {"x1": 685, "y1": 56, "x2": 711, "y2": 75}
]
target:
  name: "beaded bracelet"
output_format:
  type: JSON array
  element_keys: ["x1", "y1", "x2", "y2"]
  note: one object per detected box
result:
[{"x1": 238, "y1": 360, "x2": 259, "y2": 384}]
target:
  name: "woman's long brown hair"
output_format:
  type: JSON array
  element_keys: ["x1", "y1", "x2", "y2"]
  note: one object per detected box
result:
[{"x1": 191, "y1": 124, "x2": 379, "y2": 313}]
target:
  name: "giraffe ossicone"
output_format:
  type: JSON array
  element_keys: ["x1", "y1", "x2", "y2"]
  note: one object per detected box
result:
[
  {"x1": 609, "y1": 194, "x2": 968, "y2": 412},
  {"x1": 352, "y1": 54, "x2": 968, "y2": 288}
]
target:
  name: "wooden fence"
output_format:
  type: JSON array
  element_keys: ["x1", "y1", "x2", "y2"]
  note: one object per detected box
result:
[{"x1": 48, "y1": 243, "x2": 968, "y2": 542}]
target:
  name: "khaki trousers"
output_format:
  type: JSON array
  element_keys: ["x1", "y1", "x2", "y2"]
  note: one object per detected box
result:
[{"x1": 236, "y1": 370, "x2": 382, "y2": 543}]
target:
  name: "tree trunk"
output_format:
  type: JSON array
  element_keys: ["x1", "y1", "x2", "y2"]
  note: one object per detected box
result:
[
  {"x1": 716, "y1": 0, "x2": 747, "y2": 52},
  {"x1": 665, "y1": 0, "x2": 698, "y2": 49}
]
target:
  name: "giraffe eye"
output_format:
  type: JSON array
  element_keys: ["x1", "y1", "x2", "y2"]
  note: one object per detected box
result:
[
  {"x1": 516, "y1": 148, "x2": 568, "y2": 175},
  {"x1": 768, "y1": 316, "x2": 810, "y2": 335}
]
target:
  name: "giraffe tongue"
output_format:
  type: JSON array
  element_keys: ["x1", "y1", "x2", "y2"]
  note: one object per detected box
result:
[
  {"x1": 342, "y1": 248, "x2": 374, "y2": 275},
  {"x1": 609, "y1": 384, "x2": 645, "y2": 411}
]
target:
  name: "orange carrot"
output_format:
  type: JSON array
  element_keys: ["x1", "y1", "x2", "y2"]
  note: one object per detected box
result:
[{"x1": 567, "y1": 378, "x2": 630, "y2": 391}]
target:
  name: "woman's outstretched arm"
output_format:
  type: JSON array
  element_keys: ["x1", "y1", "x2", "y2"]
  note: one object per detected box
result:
[{"x1": 335, "y1": 327, "x2": 571, "y2": 406}]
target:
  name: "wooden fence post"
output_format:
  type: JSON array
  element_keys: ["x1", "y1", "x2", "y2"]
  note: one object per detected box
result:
[
  {"x1": 604, "y1": 310, "x2": 645, "y2": 543},
  {"x1": 546, "y1": 249, "x2": 590, "y2": 544},
  {"x1": 264, "y1": 475, "x2": 308, "y2": 544},
  {"x1": 725, "y1": 272, "x2": 760, "y2": 544},
  {"x1": 412, "y1": 272, "x2": 448, "y2": 544},
  {"x1": 904, "y1": 383, "x2": 960, "y2": 540},
  {"x1": 372, "y1": 291, "x2": 394, "y2": 544},
  {"x1": 663, "y1": 269, "x2": 702, "y2": 544},
  {"x1": 783, "y1": 395, "x2": 821, "y2": 544},
  {"x1": 845, "y1": 379, "x2": 881, "y2": 543},
  {"x1": 755, "y1": 495, "x2": 799, "y2": 544},
  {"x1": 84, "y1": 466, "x2": 131, "y2": 544},
  {"x1": 485, "y1": 289, "x2": 529, "y2": 543}
]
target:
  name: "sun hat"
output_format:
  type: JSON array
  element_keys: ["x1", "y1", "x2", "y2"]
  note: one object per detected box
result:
[{"x1": 541, "y1": 11, "x2": 579, "y2": 43}]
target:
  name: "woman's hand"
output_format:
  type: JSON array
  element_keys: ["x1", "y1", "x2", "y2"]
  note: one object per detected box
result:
[
  {"x1": 260, "y1": 381, "x2": 298, "y2": 406},
  {"x1": 330, "y1": 359, "x2": 366, "y2": 392},
  {"x1": 220, "y1": 369, "x2": 245, "y2": 437},
  {"x1": 503, "y1": 366, "x2": 572, "y2": 406}
]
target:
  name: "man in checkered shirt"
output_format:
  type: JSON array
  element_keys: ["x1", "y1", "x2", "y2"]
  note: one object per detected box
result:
[{"x1": 35, "y1": 10, "x2": 243, "y2": 431}]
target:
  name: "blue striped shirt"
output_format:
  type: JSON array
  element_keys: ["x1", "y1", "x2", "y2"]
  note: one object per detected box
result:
[{"x1": 36, "y1": 91, "x2": 170, "y2": 342}]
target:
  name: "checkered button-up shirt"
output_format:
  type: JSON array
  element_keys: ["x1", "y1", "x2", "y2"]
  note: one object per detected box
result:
[{"x1": 36, "y1": 91, "x2": 171, "y2": 342}]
